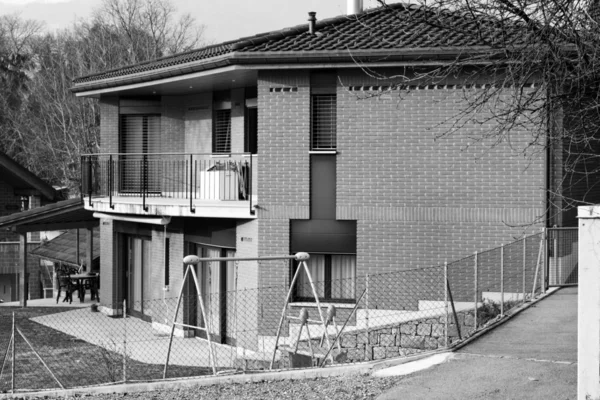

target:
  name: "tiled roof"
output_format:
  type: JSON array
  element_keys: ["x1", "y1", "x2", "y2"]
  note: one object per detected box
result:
[{"x1": 72, "y1": 3, "x2": 521, "y2": 90}]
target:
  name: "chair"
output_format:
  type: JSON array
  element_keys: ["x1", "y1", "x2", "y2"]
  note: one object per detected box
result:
[
  {"x1": 84, "y1": 273, "x2": 100, "y2": 302},
  {"x1": 56, "y1": 267, "x2": 78, "y2": 304}
]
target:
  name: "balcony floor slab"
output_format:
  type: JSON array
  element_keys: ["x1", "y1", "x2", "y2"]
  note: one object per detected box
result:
[{"x1": 86, "y1": 196, "x2": 256, "y2": 219}]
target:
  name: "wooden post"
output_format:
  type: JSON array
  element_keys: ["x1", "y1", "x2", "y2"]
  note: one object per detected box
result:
[{"x1": 19, "y1": 233, "x2": 27, "y2": 307}]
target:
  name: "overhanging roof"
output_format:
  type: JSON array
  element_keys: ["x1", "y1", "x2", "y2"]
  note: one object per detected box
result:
[
  {"x1": 0, "y1": 152, "x2": 56, "y2": 201},
  {"x1": 71, "y1": 3, "x2": 523, "y2": 95},
  {"x1": 30, "y1": 228, "x2": 100, "y2": 267},
  {"x1": 0, "y1": 198, "x2": 98, "y2": 233}
]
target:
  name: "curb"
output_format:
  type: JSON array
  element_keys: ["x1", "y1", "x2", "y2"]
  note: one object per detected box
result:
[{"x1": 0, "y1": 288, "x2": 560, "y2": 399}]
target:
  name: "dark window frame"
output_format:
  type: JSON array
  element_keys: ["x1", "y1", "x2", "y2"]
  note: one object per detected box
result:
[
  {"x1": 310, "y1": 94, "x2": 337, "y2": 151},
  {"x1": 292, "y1": 253, "x2": 356, "y2": 303}
]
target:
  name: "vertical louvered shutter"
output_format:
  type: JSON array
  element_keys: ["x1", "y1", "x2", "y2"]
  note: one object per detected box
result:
[
  {"x1": 311, "y1": 94, "x2": 337, "y2": 150},
  {"x1": 119, "y1": 115, "x2": 161, "y2": 193},
  {"x1": 213, "y1": 109, "x2": 232, "y2": 154}
]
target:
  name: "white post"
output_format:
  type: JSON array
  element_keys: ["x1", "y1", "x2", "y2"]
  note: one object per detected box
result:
[{"x1": 577, "y1": 205, "x2": 600, "y2": 400}]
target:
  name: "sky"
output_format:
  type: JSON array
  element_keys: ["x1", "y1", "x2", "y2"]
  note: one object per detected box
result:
[{"x1": 0, "y1": 0, "x2": 399, "y2": 43}]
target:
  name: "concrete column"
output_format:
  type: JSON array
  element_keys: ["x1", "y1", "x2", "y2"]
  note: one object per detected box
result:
[
  {"x1": 577, "y1": 205, "x2": 600, "y2": 400},
  {"x1": 86, "y1": 227, "x2": 94, "y2": 272},
  {"x1": 19, "y1": 233, "x2": 28, "y2": 307}
]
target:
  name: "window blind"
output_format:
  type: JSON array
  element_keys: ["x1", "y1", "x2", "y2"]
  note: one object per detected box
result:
[
  {"x1": 311, "y1": 94, "x2": 337, "y2": 150},
  {"x1": 213, "y1": 109, "x2": 232, "y2": 154}
]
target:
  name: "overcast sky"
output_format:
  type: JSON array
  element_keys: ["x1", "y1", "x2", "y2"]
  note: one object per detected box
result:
[{"x1": 0, "y1": 0, "x2": 399, "y2": 43}]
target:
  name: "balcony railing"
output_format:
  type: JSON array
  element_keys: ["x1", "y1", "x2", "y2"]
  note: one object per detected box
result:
[{"x1": 81, "y1": 153, "x2": 253, "y2": 214}]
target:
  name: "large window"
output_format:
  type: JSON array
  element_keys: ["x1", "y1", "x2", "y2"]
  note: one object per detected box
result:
[
  {"x1": 311, "y1": 94, "x2": 337, "y2": 150},
  {"x1": 213, "y1": 109, "x2": 232, "y2": 154},
  {"x1": 295, "y1": 254, "x2": 356, "y2": 302},
  {"x1": 119, "y1": 114, "x2": 161, "y2": 193}
]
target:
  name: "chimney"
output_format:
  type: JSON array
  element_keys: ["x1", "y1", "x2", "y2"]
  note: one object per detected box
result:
[
  {"x1": 347, "y1": 0, "x2": 363, "y2": 15},
  {"x1": 308, "y1": 11, "x2": 317, "y2": 35}
]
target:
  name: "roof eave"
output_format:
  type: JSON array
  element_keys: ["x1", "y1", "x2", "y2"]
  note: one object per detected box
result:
[{"x1": 71, "y1": 47, "x2": 501, "y2": 95}]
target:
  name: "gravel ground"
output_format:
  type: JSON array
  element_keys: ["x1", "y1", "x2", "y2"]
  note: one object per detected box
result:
[{"x1": 49, "y1": 375, "x2": 399, "y2": 400}]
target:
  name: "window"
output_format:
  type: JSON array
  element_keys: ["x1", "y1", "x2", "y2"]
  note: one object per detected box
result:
[
  {"x1": 119, "y1": 114, "x2": 161, "y2": 193},
  {"x1": 213, "y1": 109, "x2": 231, "y2": 154},
  {"x1": 311, "y1": 94, "x2": 337, "y2": 150},
  {"x1": 295, "y1": 254, "x2": 356, "y2": 301}
]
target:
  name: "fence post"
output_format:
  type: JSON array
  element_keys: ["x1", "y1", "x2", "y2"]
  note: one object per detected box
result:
[
  {"x1": 444, "y1": 262, "x2": 448, "y2": 348},
  {"x1": 474, "y1": 252, "x2": 478, "y2": 330},
  {"x1": 500, "y1": 244, "x2": 504, "y2": 317},
  {"x1": 522, "y1": 238, "x2": 526, "y2": 304},
  {"x1": 122, "y1": 300, "x2": 127, "y2": 383},
  {"x1": 542, "y1": 228, "x2": 547, "y2": 293},
  {"x1": 365, "y1": 274, "x2": 370, "y2": 339},
  {"x1": 11, "y1": 312, "x2": 15, "y2": 394}
]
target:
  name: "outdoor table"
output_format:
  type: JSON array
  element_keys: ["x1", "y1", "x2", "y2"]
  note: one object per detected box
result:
[{"x1": 70, "y1": 273, "x2": 99, "y2": 303}]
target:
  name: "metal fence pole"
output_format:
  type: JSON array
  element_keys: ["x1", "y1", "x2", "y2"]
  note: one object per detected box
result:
[
  {"x1": 11, "y1": 312, "x2": 15, "y2": 394},
  {"x1": 122, "y1": 300, "x2": 127, "y2": 383},
  {"x1": 444, "y1": 262, "x2": 448, "y2": 348},
  {"x1": 500, "y1": 245, "x2": 504, "y2": 317},
  {"x1": 542, "y1": 228, "x2": 547, "y2": 293},
  {"x1": 365, "y1": 273, "x2": 370, "y2": 339},
  {"x1": 522, "y1": 238, "x2": 526, "y2": 304},
  {"x1": 474, "y1": 252, "x2": 478, "y2": 330}
]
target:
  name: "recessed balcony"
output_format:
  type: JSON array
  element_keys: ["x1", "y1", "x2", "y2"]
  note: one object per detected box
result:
[{"x1": 81, "y1": 153, "x2": 256, "y2": 219}]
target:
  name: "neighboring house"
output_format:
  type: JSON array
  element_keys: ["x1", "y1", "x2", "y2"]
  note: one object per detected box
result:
[
  {"x1": 0, "y1": 152, "x2": 57, "y2": 302},
  {"x1": 70, "y1": 3, "x2": 579, "y2": 345}
]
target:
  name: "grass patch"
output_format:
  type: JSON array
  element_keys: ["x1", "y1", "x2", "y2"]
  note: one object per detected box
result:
[{"x1": 0, "y1": 307, "x2": 214, "y2": 393}]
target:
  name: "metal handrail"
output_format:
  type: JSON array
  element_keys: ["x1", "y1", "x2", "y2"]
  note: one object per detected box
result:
[{"x1": 80, "y1": 153, "x2": 254, "y2": 213}]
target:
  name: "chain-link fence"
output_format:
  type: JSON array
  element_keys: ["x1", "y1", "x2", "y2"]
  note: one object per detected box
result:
[
  {"x1": 547, "y1": 228, "x2": 578, "y2": 286},
  {"x1": 0, "y1": 233, "x2": 546, "y2": 393}
]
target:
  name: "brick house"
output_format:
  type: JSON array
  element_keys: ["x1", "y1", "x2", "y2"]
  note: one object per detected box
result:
[
  {"x1": 0, "y1": 152, "x2": 57, "y2": 302},
  {"x1": 71, "y1": 3, "x2": 574, "y2": 344}
]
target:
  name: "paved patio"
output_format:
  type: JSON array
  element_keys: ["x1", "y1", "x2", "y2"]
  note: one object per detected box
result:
[{"x1": 30, "y1": 308, "x2": 270, "y2": 369}]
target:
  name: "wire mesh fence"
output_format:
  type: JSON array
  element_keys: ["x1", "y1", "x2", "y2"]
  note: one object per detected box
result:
[{"x1": 0, "y1": 232, "x2": 548, "y2": 393}]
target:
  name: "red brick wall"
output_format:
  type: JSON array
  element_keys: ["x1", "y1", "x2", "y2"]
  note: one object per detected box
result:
[
  {"x1": 255, "y1": 68, "x2": 545, "y2": 300},
  {"x1": 99, "y1": 97, "x2": 119, "y2": 154}
]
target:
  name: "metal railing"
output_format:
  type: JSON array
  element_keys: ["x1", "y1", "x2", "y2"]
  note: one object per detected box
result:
[{"x1": 81, "y1": 153, "x2": 254, "y2": 214}]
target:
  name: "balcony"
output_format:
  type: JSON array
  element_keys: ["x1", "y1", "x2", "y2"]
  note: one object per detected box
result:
[{"x1": 81, "y1": 153, "x2": 256, "y2": 219}]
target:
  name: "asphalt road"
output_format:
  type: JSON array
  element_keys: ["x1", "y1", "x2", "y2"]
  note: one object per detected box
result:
[{"x1": 377, "y1": 287, "x2": 577, "y2": 399}]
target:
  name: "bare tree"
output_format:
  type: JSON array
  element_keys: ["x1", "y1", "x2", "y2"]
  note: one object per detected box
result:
[
  {"x1": 0, "y1": 0, "x2": 206, "y2": 192},
  {"x1": 360, "y1": 0, "x2": 600, "y2": 225}
]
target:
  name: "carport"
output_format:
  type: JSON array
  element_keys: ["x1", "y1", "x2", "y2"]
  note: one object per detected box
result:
[{"x1": 0, "y1": 198, "x2": 98, "y2": 306}]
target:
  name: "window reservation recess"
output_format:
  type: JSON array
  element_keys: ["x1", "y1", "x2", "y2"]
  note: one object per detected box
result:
[
  {"x1": 213, "y1": 109, "x2": 232, "y2": 154},
  {"x1": 311, "y1": 94, "x2": 336, "y2": 150},
  {"x1": 295, "y1": 254, "x2": 356, "y2": 302}
]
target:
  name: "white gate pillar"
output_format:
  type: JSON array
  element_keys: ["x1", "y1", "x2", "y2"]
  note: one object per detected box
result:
[{"x1": 578, "y1": 205, "x2": 600, "y2": 400}]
